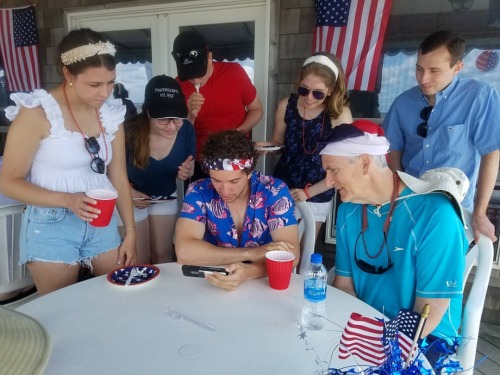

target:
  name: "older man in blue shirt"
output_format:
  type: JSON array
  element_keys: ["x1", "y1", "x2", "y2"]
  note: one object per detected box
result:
[{"x1": 384, "y1": 30, "x2": 500, "y2": 243}]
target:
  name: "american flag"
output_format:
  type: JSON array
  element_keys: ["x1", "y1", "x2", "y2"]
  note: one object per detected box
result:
[
  {"x1": 384, "y1": 308, "x2": 422, "y2": 361},
  {"x1": 0, "y1": 6, "x2": 42, "y2": 92},
  {"x1": 339, "y1": 309, "x2": 421, "y2": 366},
  {"x1": 313, "y1": 0, "x2": 393, "y2": 91}
]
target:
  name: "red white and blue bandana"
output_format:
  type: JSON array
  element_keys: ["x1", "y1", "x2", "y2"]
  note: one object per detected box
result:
[{"x1": 202, "y1": 158, "x2": 253, "y2": 171}]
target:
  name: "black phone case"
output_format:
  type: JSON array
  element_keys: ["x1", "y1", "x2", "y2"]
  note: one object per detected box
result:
[{"x1": 181, "y1": 265, "x2": 229, "y2": 277}]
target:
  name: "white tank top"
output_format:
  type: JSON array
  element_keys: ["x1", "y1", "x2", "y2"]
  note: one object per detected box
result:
[{"x1": 5, "y1": 89, "x2": 126, "y2": 194}]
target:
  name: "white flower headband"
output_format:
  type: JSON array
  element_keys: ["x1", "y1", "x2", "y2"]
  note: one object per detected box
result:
[{"x1": 61, "y1": 41, "x2": 116, "y2": 65}]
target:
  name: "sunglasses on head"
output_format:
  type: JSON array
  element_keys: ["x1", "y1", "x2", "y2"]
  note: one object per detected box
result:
[
  {"x1": 172, "y1": 48, "x2": 206, "y2": 62},
  {"x1": 297, "y1": 86, "x2": 327, "y2": 100},
  {"x1": 84, "y1": 137, "x2": 105, "y2": 174},
  {"x1": 417, "y1": 106, "x2": 433, "y2": 138},
  {"x1": 354, "y1": 231, "x2": 393, "y2": 274}
]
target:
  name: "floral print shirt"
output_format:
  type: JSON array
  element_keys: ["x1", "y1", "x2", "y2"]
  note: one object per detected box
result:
[{"x1": 180, "y1": 171, "x2": 297, "y2": 247}]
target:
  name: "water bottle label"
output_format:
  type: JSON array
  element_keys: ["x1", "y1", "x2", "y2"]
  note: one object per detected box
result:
[{"x1": 304, "y1": 279, "x2": 326, "y2": 302}]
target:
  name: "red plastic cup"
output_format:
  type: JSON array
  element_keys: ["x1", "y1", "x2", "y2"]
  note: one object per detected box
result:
[
  {"x1": 265, "y1": 250, "x2": 295, "y2": 290},
  {"x1": 85, "y1": 189, "x2": 118, "y2": 227}
]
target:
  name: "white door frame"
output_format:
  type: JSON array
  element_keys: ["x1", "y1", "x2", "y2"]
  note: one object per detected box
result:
[{"x1": 65, "y1": 0, "x2": 270, "y2": 149}]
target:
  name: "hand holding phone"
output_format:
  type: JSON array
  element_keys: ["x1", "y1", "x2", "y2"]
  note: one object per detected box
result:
[{"x1": 182, "y1": 265, "x2": 229, "y2": 278}]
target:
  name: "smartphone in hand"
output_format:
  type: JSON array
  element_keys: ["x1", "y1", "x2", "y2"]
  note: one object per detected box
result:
[{"x1": 181, "y1": 265, "x2": 229, "y2": 278}]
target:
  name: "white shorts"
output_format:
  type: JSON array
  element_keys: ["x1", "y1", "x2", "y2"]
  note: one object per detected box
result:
[{"x1": 117, "y1": 199, "x2": 179, "y2": 225}]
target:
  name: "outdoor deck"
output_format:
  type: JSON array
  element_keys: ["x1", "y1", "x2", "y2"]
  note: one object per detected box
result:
[{"x1": 476, "y1": 323, "x2": 500, "y2": 374}]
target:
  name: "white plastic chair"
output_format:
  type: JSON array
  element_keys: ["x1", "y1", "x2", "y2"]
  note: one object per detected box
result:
[
  {"x1": 0, "y1": 204, "x2": 33, "y2": 294},
  {"x1": 456, "y1": 209, "x2": 494, "y2": 374},
  {"x1": 295, "y1": 201, "x2": 316, "y2": 275}
]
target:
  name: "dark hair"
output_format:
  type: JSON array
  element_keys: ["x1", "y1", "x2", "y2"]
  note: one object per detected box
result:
[
  {"x1": 419, "y1": 30, "x2": 465, "y2": 67},
  {"x1": 113, "y1": 83, "x2": 129, "y2": 99},
  {"x1": 58, "y1": 28, "x2": 116, "y2": 75},
  {"x1": 297, "y1": 53, "x2": 349, "y2": 119},
  {"x1": 200, "y1": 130, "x2": 260, "y2": 174},
  {"x1": 125, "y1": 111, "x2": 151, "y2": 170}
]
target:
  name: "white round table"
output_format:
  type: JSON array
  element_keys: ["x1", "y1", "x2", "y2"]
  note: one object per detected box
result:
[{"x1": 17, "y1": 263, "x2": 389, "y2": 374}]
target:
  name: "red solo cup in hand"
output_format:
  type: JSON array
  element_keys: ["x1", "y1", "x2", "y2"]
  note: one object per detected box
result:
[
  {"x1": 265, "y1": 250, "x2": 295, "y2": 290},
  {"x1": 85, "y1": 189, "x2": 118, "y2": 227}
]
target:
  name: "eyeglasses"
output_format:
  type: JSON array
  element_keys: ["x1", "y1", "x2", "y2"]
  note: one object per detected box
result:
[
  {"x1": 84, "y1": 137, "x2": 105, "y2": 174},
  {"x1": 297, "y1": 86, "x2": 327, "y2": 100},
  {"x1": 156, "y1": 118, "x2": 184, "y2": 126},
  {"x1": 354, "y1": 231, "x2": 393, "y2": 274},
  {"x1": 417, "y1": 106, "x2": 433, "y2": 138},
  {"x1": 172, "y1": 49, "x2": 206, "y2": 61}
]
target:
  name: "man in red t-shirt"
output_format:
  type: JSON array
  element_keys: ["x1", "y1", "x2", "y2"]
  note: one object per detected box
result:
[{"x1": 172, "y1": 30, "x2": 263, "y2": 180}]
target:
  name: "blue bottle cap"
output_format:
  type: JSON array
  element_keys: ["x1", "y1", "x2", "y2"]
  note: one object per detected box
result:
[{"x1": 311, "y1": 253, "x2": 322, "y2": 264}]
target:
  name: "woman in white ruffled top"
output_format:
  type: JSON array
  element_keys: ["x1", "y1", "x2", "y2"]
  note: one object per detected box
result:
[{"x1": 0, "y1": 28, "x2": 136, "y2": 295}]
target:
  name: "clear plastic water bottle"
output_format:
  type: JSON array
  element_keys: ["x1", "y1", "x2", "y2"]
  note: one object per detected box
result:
[{"x1": 301, "y1": 253, "x2": 328, "y2": 330}]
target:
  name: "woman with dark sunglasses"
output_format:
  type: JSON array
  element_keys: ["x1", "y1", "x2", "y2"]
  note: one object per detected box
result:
[
  {"x1": 257, "y1": 53, "x2": 352, "y2": 243},
  {"x1": 0, "y1": 28, "x2": 136, "y2": 295}
]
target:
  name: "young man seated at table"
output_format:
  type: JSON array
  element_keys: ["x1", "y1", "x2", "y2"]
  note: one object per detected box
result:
[
  {"x1": 175, "y1": 130, "x2": 300, "y2": 291},
  {"x1": 320, "y1": 120, "x2": 468, "y2": 365}
]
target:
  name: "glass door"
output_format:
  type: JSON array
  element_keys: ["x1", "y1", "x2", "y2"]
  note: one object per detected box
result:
[{"x1": 67, "y1": 1, "x2": 270, "y2": 169}]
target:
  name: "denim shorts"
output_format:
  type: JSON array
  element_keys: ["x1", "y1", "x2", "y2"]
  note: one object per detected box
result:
[{"x1": 20, "y1": 205, "x2": 122, "y2": 265}]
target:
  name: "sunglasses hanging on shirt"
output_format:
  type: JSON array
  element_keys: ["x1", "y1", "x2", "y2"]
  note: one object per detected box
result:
[
  {"x1": 63, "y1": 83, "x2": 108, "y2": 174},
  {"x1": 354, "y1": 231, "x2": 393, "y2": 274},
  {"x1": 354, "y1": 173, "x2": 399, "y2": 275},
  {"x1": 84, "y1": 137, "x2": 106, "y2": 174},
  {"x1": 417, "y1": 106, "x2": 434, "y2": 138}
]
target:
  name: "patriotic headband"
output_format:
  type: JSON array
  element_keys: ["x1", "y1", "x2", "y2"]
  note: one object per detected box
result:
[
  {"x1": 303, "y1": 55, "x2": 339, "y2": 80},
  {"x1": 202, "y1": 158, "x2": 253, "y2": 171},
  {"x1": 61, "y1": 41, "x2": 116, "y2": 65},
  {"x1": 319, "y1": 120, "x2": 390, "y2": 157}
]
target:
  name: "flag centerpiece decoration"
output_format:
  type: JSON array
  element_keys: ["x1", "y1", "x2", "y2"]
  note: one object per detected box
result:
[
  {"x1": 339, "y1": 309, "x2": 420, "y2": 367},
  {"x1": 298, "y1": 308, "x2": 464, "y2": 374},
  {"x1": 0, "y1": 5, "x2": 42, "y2": 92},
  {"x1": 313, "y1": 0, "x2": 393, "y2": 92}
]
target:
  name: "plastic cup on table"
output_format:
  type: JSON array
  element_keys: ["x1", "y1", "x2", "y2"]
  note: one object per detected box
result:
[
  {"x1": 85, "y1": 189, "x2": 117, "y2": 227},
  {"x1": 265, "y1": 250, "x2": 295, "y2": 290}
]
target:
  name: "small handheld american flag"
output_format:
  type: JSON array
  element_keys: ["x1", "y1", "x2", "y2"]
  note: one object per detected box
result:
[{"x1": 339, "y1": 308, "x2": 422, "y2": 366}]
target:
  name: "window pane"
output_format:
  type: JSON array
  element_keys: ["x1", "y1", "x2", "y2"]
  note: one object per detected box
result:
[
  {"x1": 379, "y1": 48, "x2": 500, "y2": 116},
  {"x1": 101, "y1": 29, "x2": 152, "y2": 112},
  {"x1": 115, "y1": 62, "x2": 151, "y2": 112}
]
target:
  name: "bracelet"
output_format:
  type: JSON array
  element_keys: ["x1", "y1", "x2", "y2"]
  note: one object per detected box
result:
[
  {"x1": 304, "y1": 183, "x2": 312, "y2": 200},
  {"x1": 125, "y1": 227, "x2": 136, "y2": 233}
]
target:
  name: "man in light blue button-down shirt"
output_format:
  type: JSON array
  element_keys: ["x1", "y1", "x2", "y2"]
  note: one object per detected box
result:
[{"x1": 384, "y1": 30, "x2": 500, "y2": 243}]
